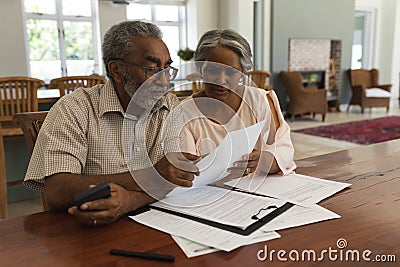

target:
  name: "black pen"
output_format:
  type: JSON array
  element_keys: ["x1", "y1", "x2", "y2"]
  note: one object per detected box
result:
[{"x1": 109, "y1": 249, "x2": 175, "y2": 262}]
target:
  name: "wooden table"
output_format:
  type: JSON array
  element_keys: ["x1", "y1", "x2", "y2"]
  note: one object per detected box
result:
[
  {"x1": 37, "y1": 88, "x2": 60, "y2": 104},
  {"x1": 0, "y1": 88, "x2": 60, "y2": 104},
  {"x1": 1, "y1": 140, "x2": 399, "y2": 266}
]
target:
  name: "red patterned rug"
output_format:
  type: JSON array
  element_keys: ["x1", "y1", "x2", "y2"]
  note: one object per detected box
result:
[{"x1": 293, "y1": 116, "x2": 400, "y2": 145}]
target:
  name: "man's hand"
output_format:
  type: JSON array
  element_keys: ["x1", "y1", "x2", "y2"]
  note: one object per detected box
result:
[
  {"x1": 68, "y1": 183, "x2": 138, "y2": 226},
  {"x1": 154, "y1": 152, "x2": 200, "y2": 187}
]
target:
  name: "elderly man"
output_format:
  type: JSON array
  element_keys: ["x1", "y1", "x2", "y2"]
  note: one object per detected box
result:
[{"x1": 24, "y1": 21, "x2": 198, "y2": 226}]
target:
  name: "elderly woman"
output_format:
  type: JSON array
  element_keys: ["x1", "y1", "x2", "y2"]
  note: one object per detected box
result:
[{"x1": 181, "y1": 29, "x2": 296, "y2": 176}]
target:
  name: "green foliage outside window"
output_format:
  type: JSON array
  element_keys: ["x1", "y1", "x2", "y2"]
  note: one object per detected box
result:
[
  {"x1": 26, "y1": 19, "x2": 59, "y2": 61},
  {"x1": 26, "y1": 20, "x2": 93, "y2": 61},
  {"x1": 64, "y1": 21, "x2": 93, "y2": 60}
]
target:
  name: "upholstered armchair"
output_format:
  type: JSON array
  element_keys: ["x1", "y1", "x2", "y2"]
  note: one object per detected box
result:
[
  {"x1": 347, "y1": 69, "x2": 391, "y2": 113},
  {"x1": 280, "y1": 71, "x2": 328, "y2": 122}
]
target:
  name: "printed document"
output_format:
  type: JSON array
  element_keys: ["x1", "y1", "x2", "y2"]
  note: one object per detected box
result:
[
  {"x1": 130, "y1": 209, "x2": 280, "y2": 252},
  {"x1": 261, "y1": 204, "x2": 340, "y2": 231},
  {"x1": 151, "y1": 185, "x2": 286, "y2": 229},
  {"x1": 171, "y1": 235, "x2": 220, "y2": 257},
  {"x1": 225, "y1": 173, "x2": 351, "y2": 207},
  {"x1": 167, "y1": 120, "x2": 266, "y2": 197},
  {"x1": 171, "y1": 230, "x2": 280, "y2": 258}
]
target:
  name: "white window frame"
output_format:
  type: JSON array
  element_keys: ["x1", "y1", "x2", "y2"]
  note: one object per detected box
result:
[
  {"x1": 126, "y1": 0, "x2": 187, "y2": 64},
  {"x1": 354, "y1": 8, "x2": 375, "y2": 69},
  {"x1": 22, "y1": 0, "x2": 101, "y2": 79}
]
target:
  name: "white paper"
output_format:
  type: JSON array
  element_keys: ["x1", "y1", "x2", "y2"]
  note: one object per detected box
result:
[
  {"x1": 151, "y1": 186, "x2": 286, "y2": 229},
  {"x1": 167, "y1": 120, "x2": 266, "y2": 197},
  {"x1": 171, "y1": 235, "x2": 220, "y2": 257},
  {"x1": 261, "y1": 204, "x2": 340, "y2": 231},
  {"x1": 130, "y1": 209, "x2": 279, "y2": 252},
  {"x1": 171, "y1": 230, "x2": 280, "y2": 258},
  {"x1": 225, "y1": 173, "x2": 351, "y2": 207}
]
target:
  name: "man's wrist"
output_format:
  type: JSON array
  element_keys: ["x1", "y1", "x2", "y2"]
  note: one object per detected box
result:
[{"x1": 127, "y1": 190, "x2": 155, "y2": 212}]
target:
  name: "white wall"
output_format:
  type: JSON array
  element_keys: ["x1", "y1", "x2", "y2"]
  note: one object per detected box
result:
[
  {"x1": 380, "y1": 0, "x2": 399, "y2": 100},
  {"x1": 194, "y1": 0, "x2": 218, "y2": 39},
  {"x1": 98, "y1": 2, "x2": 127, "y2": 41},
  {"x1": 392, "y1": 1, "x2": 400, "y2": 101},
  {"x1": 0, "y1": 0, "x2": 28, "y2": 76},
  {"x1": 219, "y1": 0, "x2": 254, "y2": 50},
  {"x1": 186, "y1": 0, "x2": 199, "y2": 49},
  {"x1": 263, "y1": 0, "x2": 272, "y2": 72},
  {"x1": 187, "y1": 0, "x2": 257, "y2": 66}
]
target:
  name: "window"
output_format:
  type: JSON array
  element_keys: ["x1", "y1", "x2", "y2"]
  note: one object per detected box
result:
[
  {"x1": 126, "y1": 1, "x2": 187, "y2": 79},
  {"x1": 23, "y1": 0, "x2": 101, "y2": 83}
]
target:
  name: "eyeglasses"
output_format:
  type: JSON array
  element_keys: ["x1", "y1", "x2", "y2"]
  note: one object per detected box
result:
[
  {"x1": 202, "y1": 64, "x2": 241, "y2": 79},
  {"x1": 115, "y1": 59, "x2": 178, "y2": 81}
]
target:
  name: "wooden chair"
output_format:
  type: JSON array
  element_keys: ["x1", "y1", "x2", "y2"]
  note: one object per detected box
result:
[
  {"x1": 170, "y1": 89, "x2": 193, "y2": 97},
  {"x1": 247, "y1": 70, "x2": 272, "y2": 90},
  {"x1": 347, "y1": 68, "x2": 392, "y2": 113},
  {"x1": 12, "y1": 111, "x2": 48, "y2": 212},
  {"x1": 186, "y1": 72, "x2": 204, "y2": 93},
  {"x1": 191, "y1": 80, "x2": 204, "y2": 93},
  {"x1": 170, "y1": 90, "x2": 193, "y2": 102},
  {"x1": 280, "y1": 71, "x2": 328, "y2": 122},
  {"x1": 0, "y1": 76, "x2": 44, "y2": 219},
  {"x1": 49, "y1": 75, "x2": 107, "y2": 97}
]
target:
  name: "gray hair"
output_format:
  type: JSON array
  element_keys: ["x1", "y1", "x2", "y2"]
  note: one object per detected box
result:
[
  {"x1": 194, "y1": 29, "x2": 253, "y2": 73},
  {"x1": 102, "y1": 20, "x2": 163, "y2": 80}
]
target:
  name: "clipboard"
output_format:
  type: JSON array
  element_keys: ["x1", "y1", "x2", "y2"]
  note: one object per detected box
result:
[{"x1": 150, "y1": 200, "x2": 294, "y2": 236}]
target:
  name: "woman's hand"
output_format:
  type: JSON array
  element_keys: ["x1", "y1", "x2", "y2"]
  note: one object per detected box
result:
[{"x1": 228, "y1": 150, "x2": 280, "y2": 176}]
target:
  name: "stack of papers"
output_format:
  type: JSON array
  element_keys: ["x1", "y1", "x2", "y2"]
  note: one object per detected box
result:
[
  {"x1": 132, "y1": 209, "x2": 281, "y2": 252},
  {"x1": 225, "y1": 173, "x2": 351, "y2": 207},
  {"x1": 130, "y1": 173, "x2": 350, "y2": 257},
  {"x1": 129, "y1": 121, "x2": 352, "y2": 258},
  {"x1": 151, "y1": 186, "x2": 286, "y2": 229},
  {"x1": 168, "y1": 205, "x2": 339, "y2": 257}
]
